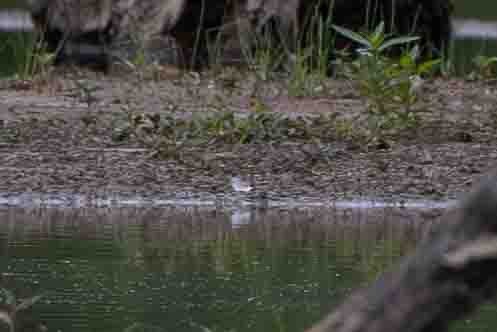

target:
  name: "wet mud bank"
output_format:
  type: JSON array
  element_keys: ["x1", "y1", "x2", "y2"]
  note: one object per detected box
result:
[{"x1": 1, "y1": 69, "x2": 497, "y2": 206}]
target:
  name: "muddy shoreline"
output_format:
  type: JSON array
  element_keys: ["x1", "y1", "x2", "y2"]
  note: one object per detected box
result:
[{"x1": 1, "y1": 68, "x2": 496, "y2": 206}]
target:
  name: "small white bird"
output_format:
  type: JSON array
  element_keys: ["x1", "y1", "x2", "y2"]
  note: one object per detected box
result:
[
  {"x1": 231, "y1": 176, "x2": 253, "y2": 192},
  {"x1": 409, "y1": 75, "x2": 425, "y2": 95}
]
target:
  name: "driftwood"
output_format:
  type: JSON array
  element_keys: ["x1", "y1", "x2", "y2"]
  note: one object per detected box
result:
[
  {"x1": 306, "y1": 168, "x2": 497, "y2": 332},
  {"x1": 27, "y1": 0, "x2": 237, "y2": 70},
  {"x1": 0, "y1": 290, "x2": 43, "y2": 332}
]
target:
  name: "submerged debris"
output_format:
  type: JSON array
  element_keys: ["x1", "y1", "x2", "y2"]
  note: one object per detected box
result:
[{"x1": 0, "y1": 287, "x2": 43, "y2": 332}]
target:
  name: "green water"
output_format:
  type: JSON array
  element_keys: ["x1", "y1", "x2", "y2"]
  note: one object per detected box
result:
[
  {"x1": 454, "y1": 0, "x2": 497, "y2": 20},
  {"x1": 1, "y1": 206, "x2": 496, "y2": 332},
  {"x1": 0, "y1": 0, "x2": 27, "y2": 8}
]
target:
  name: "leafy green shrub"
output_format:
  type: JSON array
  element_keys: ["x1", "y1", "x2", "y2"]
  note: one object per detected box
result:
[{"x1": 332, "y1": 22, "x2": 441, "y2": 138}]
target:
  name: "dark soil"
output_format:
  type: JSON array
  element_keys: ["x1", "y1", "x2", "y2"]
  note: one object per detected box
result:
[{"x1": 1, "y1": 66, "x2": 497, "y2": 204}]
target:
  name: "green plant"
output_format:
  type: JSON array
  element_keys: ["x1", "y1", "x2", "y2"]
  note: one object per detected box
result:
[
  {"x1": 300, "y1": 0, "x2": 336, "y2": 77},
  {"x1": 287, "y1": 16, "x2": 334, "y2": 96},
  {"x1": 0, "y1": 31, "x2": 54, "y2": 79},
  {"x1": 186, "y1": 109, "x2": 299, "y2": 145},
  {"x1": 241, "y1": 0, "x2": 336, "y2": 89},
  {"x1": 74, "y1": 79, "x2": 99, "y2": 107},
  {"x1": 332, "y1": 21, "x2": 440, "y2": 137},
  {"x1": 287, "y1": 48, "x2": 316, "y2": 97},
  {"x1": 240, "y1": 26, "x2": 286, "y2": 81},
  {"x1": 112, "y1": 109, "x2": 370, "y2": 159},
  {"x1": 131, "y1": 46, "x2": 147, "y2": 69},
  {"x1": 118, "y1": 22, "x2": 152, "y2": 74},
  {"x1": 470, "y1": 55, "x2": 497, "y2": 80},
  {"x1": 22, "y1": 31, "x2": 55, "y2": 80},
  {"x1": 206, "y1": 26, "x2": 227, "y2": 70}
]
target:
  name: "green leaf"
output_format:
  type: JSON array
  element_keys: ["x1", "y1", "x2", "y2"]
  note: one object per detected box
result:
[
  {"x1": 332, "y1": 24, "x2": 372, "y2": 48},
  {"x1": 377, "y1": 36, "x2": 420, "y2": 52},
  {"x1": 417, "y1": 59, "x2": 441, "y2": 74},
  {"x1": 370, "y1": 22, "x2": 386, "y2": 49},
  {"x1": 474, "y1": 55, "x2": 497, "y2": 67},
  {"x1": 399, "y1": 53, "x2": 415, "y2": 69},
  {"x1": 373, "y1": 21, "x2": 385, "y2": 39}
]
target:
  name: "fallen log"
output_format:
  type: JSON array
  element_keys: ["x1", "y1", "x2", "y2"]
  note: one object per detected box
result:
[{"x1": 306, "y1": 167, "x2": 497, "y2": 332}]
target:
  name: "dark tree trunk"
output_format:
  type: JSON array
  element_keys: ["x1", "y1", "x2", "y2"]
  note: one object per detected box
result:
[{"x1": 306, "y1": 167, "x2": 497, "y2": 332}]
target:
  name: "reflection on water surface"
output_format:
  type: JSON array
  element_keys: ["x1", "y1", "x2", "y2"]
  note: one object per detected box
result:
[
  {"x1": 0, "y1": 205, "x2": 497, "y2": 331},
  {"x1": 0, "y1": 206, "x2": 432, "y2": 332}
]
